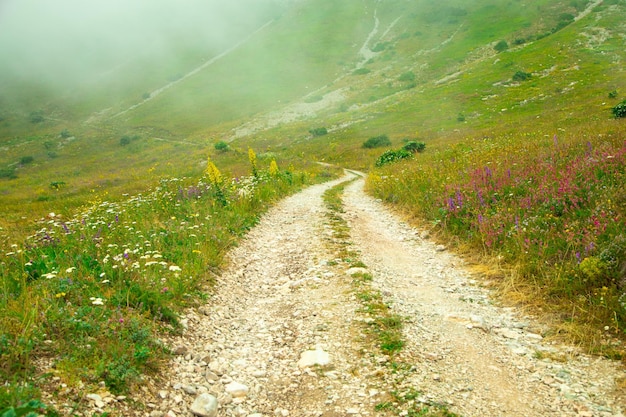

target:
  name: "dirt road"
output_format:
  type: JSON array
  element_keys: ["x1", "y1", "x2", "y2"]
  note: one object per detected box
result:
[{"x1": 142, "y1": 172, "x2": 624, "y2": 417}]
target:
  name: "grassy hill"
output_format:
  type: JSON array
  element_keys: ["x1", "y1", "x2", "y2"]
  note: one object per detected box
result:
[{"x1": 1, "y1": 0, "x2": 625, "y2": 413}]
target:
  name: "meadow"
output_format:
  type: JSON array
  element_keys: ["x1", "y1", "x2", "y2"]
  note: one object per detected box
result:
[
  {"x1": 0, "y1": 151, "x2": 339, "y2": 413},
  {"x1": 368, "y1": 120, "x2": 626, "y2": 355},
  {"x1": 1, "y1": 0, "x2": 626, "y2": 413}
]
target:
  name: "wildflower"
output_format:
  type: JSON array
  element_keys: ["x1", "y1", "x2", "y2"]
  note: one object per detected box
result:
[
  {"x1": 161, "y1": 287, "x2": 169, "y2": 293},
  {"x1": 169, "y1": 265, "x2": 182, "y2": 272},
  {"x1": 206, "y1": 158, "x2": 223, "y2": 185},
  {"x1": 55, "y1": 292, "x2": 66, "y2": 298},
  {"x1": 248, "y1": 148, "x2": 258, "y2": 177},
  {"x1": 90, "y1": 297, "x2": 104, "y2": 306},
  {"x1": 269, "y1": 160, "x2": 279, "y2": 176},
  {"x1": 66, "y1": 267, "x2": 76, "y2": 273},
  {"x1": 42, "y1": 272, "x2": 57, "y2": 279},
  {"x1": 101, "y1": 280, "x2": 110, "y2": 284}
]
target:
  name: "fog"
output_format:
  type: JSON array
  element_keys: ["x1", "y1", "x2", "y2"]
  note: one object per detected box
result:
[{"x1": 0, "y1": 0, "x2": 280, "y2": 88}]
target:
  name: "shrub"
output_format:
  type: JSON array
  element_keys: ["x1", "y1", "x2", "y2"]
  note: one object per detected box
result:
[
  {"x1": 398, "y1": 71, "x2": 415, "y2": 82},
  {"x1": 608, "y1": 90, "x2": 618, "y2": 99},
  {"x1": 0, "y1": 167, "x2": 17, "y2": 179},
  {"x1": 309, "y1": 127, "x2": 328, "y2": 137},
  {"x1": 353, "y1": 68, "x2": 371, "y2": 75},
  {"x1": 29, "y1": 111, "x2": 44, "y2": 124},
  {"x1": 403, "y1": 141, "x2": 426, "y2": 153},
  {"x1": 363, "y1": 135, "x2": 391, "y2": 149},
  {"x1": 20, "y1": 156, "x2": 34, "y2": 165},
  {"x1": 59, "y1": 129, "x2": 71, "y2": 138},
  {"x1": 376, "y1": 149, "x2": 412, "y2": 167},
  {"x1": 512, "y1": 70, "x2": 532, "y2": 82},
  {"x1": 494, "y1": 40, "x2": 509, "y2": 52},
  {"x1": 119, "y1": 134, "x2": 139, "y2": 146},
  {"x1": 612, "y1": 99, "x2": 626, "y2": 118},
  {"x1": 214, "y1": 141, "x2": 229, "y2": 152}
]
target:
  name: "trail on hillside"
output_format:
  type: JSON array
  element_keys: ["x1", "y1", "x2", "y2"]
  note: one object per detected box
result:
[
  {"x1": 109, "y1": 20, "x2": 274, "y2": 120},
  {"x1": 127, "y1": 173, "x2": 625, "y2": 417}
]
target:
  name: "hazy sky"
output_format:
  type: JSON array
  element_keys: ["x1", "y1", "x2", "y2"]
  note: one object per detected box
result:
[{"x1": 0, "y1": 0, "x2": 277, "y2": 86}]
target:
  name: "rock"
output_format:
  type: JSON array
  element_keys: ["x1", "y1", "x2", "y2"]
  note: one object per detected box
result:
[
  {"x1": 86, "y1": 393, "x2": 105, "y2": 408},
  {"x1": 190, "y1": 393, "x2": 219, "y2": 417},
  {"x1": 298, "y1": 348, "x2": 330, "y2": 368},
  {"x1": 435, "y1": 245, "x2": 446, "y2": 252},
  {"x1": 494, "y1": 328, "x2": 521, "y2": 340},
  {"x1": 346, "y1": 267, "x2": 368, "y2": 275},
  {"x1": 183, "y1": 385, "x2": 197, "y2": 395},
  {"x1": 173, "y1": 346, "x2": 188, "y2": 356},
  {"x1": 150, "y1": 411, "x2": 164, "y2": 417},
  {"x1": 225, "y1": 381, "x2": 249, "y2": 398}
]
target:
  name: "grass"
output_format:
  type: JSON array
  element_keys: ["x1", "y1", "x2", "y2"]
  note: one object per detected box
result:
[
  {"x1": 367, "y1": 124, "x2": 626, "y2": 354},
  {"x1": 0, "y1": 153, "x2": 335, "y2": 413},
  {"x1": 1, "y1": 0, "x2": 626, "y2": 412}
]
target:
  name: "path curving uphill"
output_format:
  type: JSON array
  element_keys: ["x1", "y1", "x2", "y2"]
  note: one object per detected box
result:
[{"x1": 139, "y1": 172, "x2": 624, "y2": 417}]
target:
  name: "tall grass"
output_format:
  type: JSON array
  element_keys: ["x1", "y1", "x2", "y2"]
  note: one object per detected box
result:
[
  {"x1": 0, "y1": 153, "x2": 336, "y2": 412},
  {"x1": 368, "y1": 124, "x2": 626, "y2": 353}
]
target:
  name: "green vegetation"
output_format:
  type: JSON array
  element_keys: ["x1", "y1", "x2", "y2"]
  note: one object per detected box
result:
[
  {"x1": 375, "y1": 149, "x2": 412, "y2": 167},
  {"x1": 0, "y1": 152, "x2": 331, "y2": 411},
  {"x1": 362, "y1": 135, "x2": 391, "y2": 149},
  {"x1": 1, "y1": 0, "x2": 626, "y2": 411},
  {"x1": 309, "y1": 127, "x2": 328, "y2": 137},
  {"x1": 613, "y1": 99, "x2": 626, "y2": 118},
  {"x1": 214, "y1": 140, "x2": 230, "y2": 152}
]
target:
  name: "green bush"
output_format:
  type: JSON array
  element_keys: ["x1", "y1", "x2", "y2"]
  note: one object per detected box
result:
[
  {"x1": 398, "y1": 71, "x2": 415, "y2": 82},
  {"x1": 612, "y1": 99, "x2": 626, "y2": 118},
  {"x1": 59, "y1": 129, "x2": 71, "y2": 138},
  {"x1": 363, "y1": 135, "x2": 391, "y2": 149},
  {"x1": 353, "y1": 68, "x2": 371, "y2": 75},
  {"x1": 119, "y1": 134, "x2": 140, "y2": 146},
  {"x1": 376, "y1": 149, "x2": 412, "y2": 167},
  {"x1": 512, "y1": 70, "x2": 532, "y2": 82},
  {"x1": 402, "y1": 141, "x2": 426, "y2": 153},
  {"x1": 494, "y1": 40, "x2": 509, "y2": 52},
  {"x1": 28, "y1": 111, "x2": 44, "y2": 124},
  {"x1": 19, "y1": 156, "x2": 34, "y2": 165},
  {"x1": 0, "y1": 168, "x2": 17, "y2": 179},
  {"x1": 309, "y1": 127, "x2": 328, "y2": 137},
  {"x1": 214, "y1": 141, "x2": 229, "y2": 152},
  {"x1": 608, "y1": 90, "x2": 618, "y2": 99}
]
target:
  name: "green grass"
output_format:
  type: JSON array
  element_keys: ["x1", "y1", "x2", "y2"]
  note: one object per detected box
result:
[
  {"x1": 0, "y1": 154, "x2": 335, "y2": 412},
  {"x1": 1, "y1": 0, "x2": 626, "y2": 412}
]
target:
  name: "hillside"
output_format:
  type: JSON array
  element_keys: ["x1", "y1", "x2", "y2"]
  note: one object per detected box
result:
[{"x1": 1, "y1": 0, "x2": 625, "y2": 414}]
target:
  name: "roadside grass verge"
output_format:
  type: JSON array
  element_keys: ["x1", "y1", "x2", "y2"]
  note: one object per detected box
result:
[
  {"x1": 0, "y1": 153, "x2": 336, "y2": 414},
  {"x1": 322, "y1": 176, "x2": 459, "y2": 417},
  {"x1": 367, "y1": 125, "x2": 626, "y2": 356}
]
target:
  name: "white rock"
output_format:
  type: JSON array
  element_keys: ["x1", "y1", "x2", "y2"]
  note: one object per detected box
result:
[
  {"x1": 225, "y1": 381, "x2": 249, "y2": 398},
  {"x1": 190, "y1": 393, "x2": 219, "y2": 417},
  {"x1": 298, "y1": 348, "x2": 330, "y2": 368}
]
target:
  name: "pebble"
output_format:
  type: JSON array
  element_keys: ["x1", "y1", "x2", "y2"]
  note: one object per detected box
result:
[{"x1": 190, "y1": 393, "x2": 218, "y2": 417}]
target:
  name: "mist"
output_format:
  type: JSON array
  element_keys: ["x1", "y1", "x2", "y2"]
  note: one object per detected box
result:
[{"x1": 0, "y1": 0, "x2": 281, "y2": 89}]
